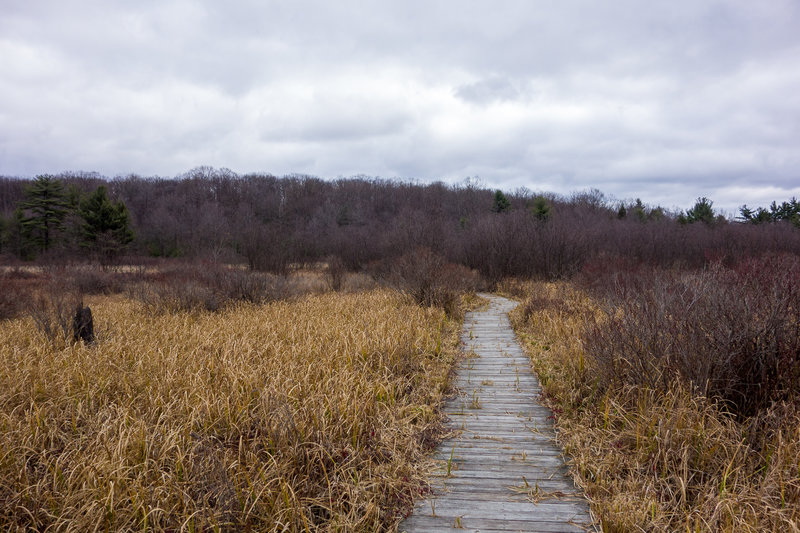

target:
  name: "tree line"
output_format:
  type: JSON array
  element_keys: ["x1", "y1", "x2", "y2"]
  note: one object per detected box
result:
[{"x1": 1, "y1": 168, "x2": 798, "y2": 280}]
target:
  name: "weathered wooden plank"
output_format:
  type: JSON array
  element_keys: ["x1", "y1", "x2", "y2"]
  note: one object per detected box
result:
[
  {"x1": 445, "y1": 408, "x2": 552, "y2": 416},
  {"x1": 446, "y1": 414, "x2": 550, "y2": 421},
  {"x1": 433, "y1": 452, "x2": 566, "y2": 463},
  {"x1": 433, "y1": 447, "x2": 566, "y2": 458},
  {"x1": 407, "y1": 498, "x2": 590, "y2": 521},
  {"x1": 443, "y1": 432, "x2": 556, "y2": 441},
  {"x1": 400, "y1": 514, "x2": 588, "y2": 533},
  {"x1": 410, "y1": 495, "x2": 589, "y2": 512},
  {"x1": 435, "y1": 442, "x2": 564, "y2": 453},
  {"x1": 433, "y1": 461, "x2": 568, "y2": 473},
  {"x1": 429, "y1": 466, "x2": 572, "y2": 479},
  {"x1": 435, "y1": 477, "x2": 581, "y2": 491}
]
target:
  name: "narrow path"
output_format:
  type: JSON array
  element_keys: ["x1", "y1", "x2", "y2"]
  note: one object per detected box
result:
[{"x1": 400, "y1": 295, "x2": 593, "y2": 533}]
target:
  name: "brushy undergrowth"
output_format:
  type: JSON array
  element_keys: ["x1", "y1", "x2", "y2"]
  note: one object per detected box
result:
[
  {"x1": 578, "y1": 254, "x2": 800, "y2": 417},
  {"x1": 0, "y1": 273, "x2": 32, "y2": 320},
  {"x1": 508, "y1": 269, "x2": 800, "y2": 532},
  {"x1": 0, "y1": 289, "x2": 460, "y2": 531},
  {"x1": 370, "y1": 247, "x2": 480, "y2": 319},
  {"x1": 128, "y1": 264, "x2": 293, "y2": 313}
]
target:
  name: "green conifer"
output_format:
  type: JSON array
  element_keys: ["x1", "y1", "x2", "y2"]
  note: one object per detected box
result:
[
  {"x1": 492, "y1": 190, "x2": 511, "y2": 213},
  {"x1": 79, "y1": 186, "x2": 134, "y2": 263},
  {"x1": 19, "y1": 175, "x2": 70, "y2": 253}
]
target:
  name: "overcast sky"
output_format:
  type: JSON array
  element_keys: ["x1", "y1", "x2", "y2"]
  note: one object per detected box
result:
[{"x1": 2, "y1": 1, "x2": 799, "y2": 212}]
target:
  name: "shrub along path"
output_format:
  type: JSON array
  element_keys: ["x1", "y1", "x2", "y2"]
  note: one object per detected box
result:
[{"x1": 400, "y1": 295, "x2": 594, "y2": 532}]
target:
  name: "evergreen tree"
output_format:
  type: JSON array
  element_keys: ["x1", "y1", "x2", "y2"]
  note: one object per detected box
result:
[
  {"x1": 739, "y1": 205, "x2": 755, "y2": 222},
  {"x1": 740, "y1": 198, "x2": 800, "y2": 227},
  {"x1": 18, "y1": 175, "x2": 70, "y2": 253},
  {"x1": 66, "y1": 184, "x2": 82, "y2": 210},
  {"x1": 683, "y1": 197, "x2": 716, "y2": 224},
  {"x1": 632, "y1": 198, "x2": 647, "y2": 221},
  {"x1": 770, "y1": 198, "x2": 800, "y2": 227},
  {"x1": 739, "y1": 205, "x2": 772, "y2": 224},
  {"x1": 492, "y1": 190, "x2": 511, "y2": 213},
  {"x1": 648, "y1": 206, "x2": 665, "y2": 221},
  {"x1": 79, "y1": 186, "x2": 134, "y2": 263},
  {"x1": 530, "y1": 196, "x2": 551, "y2": 221}
]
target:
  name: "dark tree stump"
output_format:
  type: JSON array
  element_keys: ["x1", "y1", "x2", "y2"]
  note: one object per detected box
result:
[{"x1": 73, "y1": 304, "x2": 95, "y2": 345}]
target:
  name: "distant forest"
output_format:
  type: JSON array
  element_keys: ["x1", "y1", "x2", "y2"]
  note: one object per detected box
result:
[{"x1": 1, "y1": 167, "x2": 799, "y2": 281}]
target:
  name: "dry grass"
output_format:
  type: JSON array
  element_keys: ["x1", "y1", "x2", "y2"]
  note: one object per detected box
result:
[
  {"x1": 0, "y1": 289, "x2": 460, "y2": 531},
  {"x1": 509, "y1": 280, "x2": 800, "y2": 532}
]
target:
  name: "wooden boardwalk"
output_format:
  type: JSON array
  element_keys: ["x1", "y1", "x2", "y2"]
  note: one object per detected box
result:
[{"x1": 400, "y1": 295, "x2": 594, "y2": 533}]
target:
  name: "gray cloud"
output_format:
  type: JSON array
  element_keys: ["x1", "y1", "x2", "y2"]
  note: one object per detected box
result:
[
  {"x1": 1, "y1": 0, "x2": 799, "y2": 211},
  {"x1": 455, "y1": 77, "x2": 523, "y2": 105}
]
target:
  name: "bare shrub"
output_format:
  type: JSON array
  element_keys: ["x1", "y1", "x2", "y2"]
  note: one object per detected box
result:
[
  {"x1": 131, "y1": 263, "x2": 291, "y2": 313},
  {"x1": 372, "y1": 247, "x2": 480, "y2": 317},
  {"x1": 222, "y1": 268, "x2": 291, "y2": 303},
  {"x1": 341, "y1": 271, "x2": 378, "y2": 292},
  {"x1": 573, "y1": 253, "x2": 648, "y2": 299},
  {"x1": 0, "y1": 275, "x2": 32, "y2": 320},
  {"x1": 130, "y1": 274, "x2": 219, "y2": 313},
  {"x1": 28, "y1": 278, "x2": 83, "y2": 347},
  {"x1": 324, "y1": 255, "x2": 347, "y2": 291},
  {"x1": 583, "y1": 254, "x2": 800, "y2": 416},
  {"x1": 66, "y1": 266, "x2": 120, "y2": 294}
]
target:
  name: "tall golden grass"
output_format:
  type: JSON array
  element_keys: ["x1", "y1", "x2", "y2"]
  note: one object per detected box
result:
[
  {"x1": 0, "y1": 289, "x2": 460, "y2": 531},
  {"x1": 506, "y1": 280, "x2": 800, "y2": 532}
]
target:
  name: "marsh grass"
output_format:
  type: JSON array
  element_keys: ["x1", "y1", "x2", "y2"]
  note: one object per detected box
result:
[
  {"x1": 510, "y1": 279, "x2": 800, "y2": 532},
  {"x1": 0, "y1": 289, "x2": 460, "y2": 531}
]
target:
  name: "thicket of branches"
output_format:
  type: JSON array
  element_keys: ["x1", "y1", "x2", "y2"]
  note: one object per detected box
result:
[
  {"x1": 578, "y1": 255, "x2": 800, "y2": 418},
  {"x1": 2, "y1": 168, "x2": 799, "y2": 281}
]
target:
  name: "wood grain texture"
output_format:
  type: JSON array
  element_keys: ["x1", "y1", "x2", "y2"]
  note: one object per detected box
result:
[{"x1": 399, "y1": 295, "x2": 595, "y2": 532}]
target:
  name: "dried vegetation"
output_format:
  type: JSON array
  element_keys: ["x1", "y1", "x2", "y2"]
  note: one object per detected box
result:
[
  {"x1": 0, "y1": 285, "x2": 461, "y2": 531},
  {"x1": 369, "y1": 247, "x2": 481, "y2": 320},
  {"x1": 506, "y1": 257, "x2": 800, "y2": 532}
]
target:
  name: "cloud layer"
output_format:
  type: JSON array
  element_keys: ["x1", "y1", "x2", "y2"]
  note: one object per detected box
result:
[{"x1": 2, "y1": 0, "x2": 799, "y2": 211}]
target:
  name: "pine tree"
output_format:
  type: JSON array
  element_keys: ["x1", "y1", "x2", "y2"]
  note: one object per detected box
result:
[
  {"x1": 19, "y1": 175, "x2": 70, "y2": 253},
  {"x1": 684, "y1": 197, "x2": 716, "y2": 224},
  {"x1": 79, "y1": 186, "x2": 134, "y2": 263},
  {"x1": 633, "y1": 198, "x2": 647, "y2": 221},
  {"x1": 770, "y1": 198, "x2": 800, "y2": 227},
  {"x1": 492, "y1": 190, "x2": 511, "y2": 213},
  {"x1": 530, "y1": 196, "x2": 551, "y2": 221}
]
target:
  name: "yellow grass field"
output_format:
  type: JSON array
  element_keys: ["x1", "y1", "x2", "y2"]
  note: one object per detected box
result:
[{"x1": 0, "y1": 289, "x2": 461, "y2": 531}]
